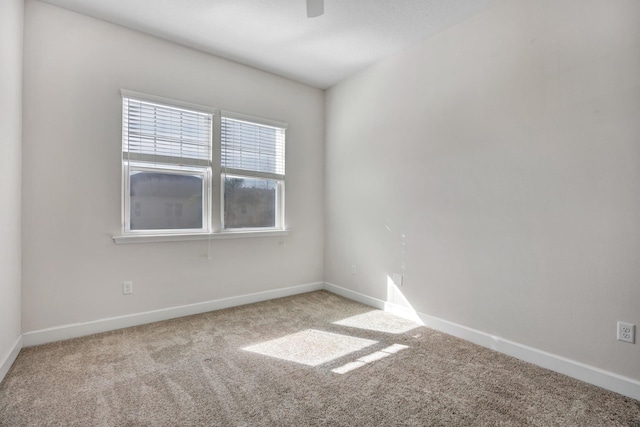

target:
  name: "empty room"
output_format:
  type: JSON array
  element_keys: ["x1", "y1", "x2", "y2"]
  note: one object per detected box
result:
[{"x1": 1, "y1": 0, "x2": 639, "y2": 425}]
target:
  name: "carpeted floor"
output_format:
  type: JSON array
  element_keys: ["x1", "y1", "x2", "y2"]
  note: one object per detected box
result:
[{"x1": 1, "y1": 291, "x2": 639, "y2": 426}]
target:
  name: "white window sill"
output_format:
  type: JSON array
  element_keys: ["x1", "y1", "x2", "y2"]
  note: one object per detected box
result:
[{"x1": 113, "y1": 229, "x2": 289, "y2": 244}]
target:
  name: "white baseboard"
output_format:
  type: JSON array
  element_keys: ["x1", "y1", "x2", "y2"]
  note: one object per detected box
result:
[
  {"x1": 22, "y1": 282, "x2": 324, "y2": 347},
  {"x1": 323, "y1": 282, "x2": 640, "y2": 401},
  {"x1": 323, "y1": 282, "x2": 387, "y2": 310},
  {"x1": 0, "y1": 335, "x2": 23, "y2": 384},
  {"x1": 16, "y1": 281, "x2": 640, "y2": 401}
]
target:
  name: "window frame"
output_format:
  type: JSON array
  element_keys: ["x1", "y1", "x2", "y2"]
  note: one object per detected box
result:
[
  {"x1": 114, "y1": 92, "x2": 289, "y2": 243},
  {"x1": 220, "y1": 172, "x2": 285, "y2": 232},
  {"x1": 120, "y1": 90, "x2": 215, "y2": 236},
  {"x1": 220, "y1": 111, "x2": 287, "y2": 233},
  {"x1": 123, "y1": 162, "x2": 211, "y2": 235}
]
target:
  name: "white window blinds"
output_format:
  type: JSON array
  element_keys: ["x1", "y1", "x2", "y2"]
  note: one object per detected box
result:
[
  {"x1": 123, "y1": 97, "x2": 212, "y2": 166},
  {"x1": 221, "y1": 115, "x2": 286, "y2": 179}
]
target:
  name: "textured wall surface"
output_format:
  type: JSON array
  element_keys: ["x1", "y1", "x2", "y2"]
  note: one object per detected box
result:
[
  {"x1": 22, "y1": 0, "x2": 325, "y2": 332},
  {"x1": 325, "y1": 0, "x2": 640, "y2": 380}
]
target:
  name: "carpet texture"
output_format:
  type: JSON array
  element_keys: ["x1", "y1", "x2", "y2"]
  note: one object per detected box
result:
[{"x1": 1, "y1": 291, "x2": 639, "y2": 426}]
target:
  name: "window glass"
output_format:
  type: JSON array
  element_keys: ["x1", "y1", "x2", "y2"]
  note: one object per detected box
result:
[
  {"x1": 129, "y1": 171, "x2": 203, "y2": 230},
  {"x1": 221, "y1": 114, "x2": 286, "y2": 231},
  {"x1": 121, "y1": 93, "x2": 212, "y2": 235},
  {"x1": 223, "y1": 176, "x2": 277, "y2": 229}
]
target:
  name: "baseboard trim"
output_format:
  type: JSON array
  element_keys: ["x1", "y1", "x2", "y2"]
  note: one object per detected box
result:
[
  {"x1": 323, "y1": 282, "x2": 640, "y2": 401},
  {"x1": 22, "y1": 282, "x2": 324, "y2": 347},
  {"x1": 16, "y1": 281, "x2": 640, "y2": 401},
  {"x1": 0, "y1": 335, "x2": 23, "y2": 384},
  {"x1": 323, "y1": 282, "x2": 387, "y2": 310}
]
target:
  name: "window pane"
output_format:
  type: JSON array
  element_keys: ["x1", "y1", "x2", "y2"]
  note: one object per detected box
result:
[
  {"x1": 224, "y1": 176, "x2": 277, "y2": 229},
  {"x1": 123, "y1": 97, "x2": 212, "y2": 163},
  {"x1": 130, "y1": 171, "x2": 203, "y2": 230},
  {"x1": 221, "y1": 117, "x2": 285, "y2": 175}
]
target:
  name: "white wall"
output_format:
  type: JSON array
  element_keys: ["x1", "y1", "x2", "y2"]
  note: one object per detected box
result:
[
  {"x1": 16, "y1": 0, "x2": 640, "y2": 390},
  {"x1": 0, "y1": 0, "x2": 24, "y2": 376},
  {"x1": 325, "y1": 0, "x2": 640, "y2": 381},
  {"x1": 22, "y1": 0, "x2": 324, "y2": 332}
]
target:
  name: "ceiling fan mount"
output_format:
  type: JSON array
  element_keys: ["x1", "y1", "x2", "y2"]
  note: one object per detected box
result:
[{"x1": 306, "y1": 0, "x2": 324, "y2": 18}]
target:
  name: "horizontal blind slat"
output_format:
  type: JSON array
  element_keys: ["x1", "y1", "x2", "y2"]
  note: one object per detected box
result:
[
  {"x1": 123, "y1": 153, "x2": 211, "y2": 167},
  {"x1": 123, "y1": 97, "x2": 212, "y2": 162},
  {"x1": 221, "y1": 116, "x2": 285, "y2": 176}
]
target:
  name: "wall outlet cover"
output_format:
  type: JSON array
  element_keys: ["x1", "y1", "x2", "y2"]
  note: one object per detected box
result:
[
  {"x1": 123, "y1": 281, "x2": 133, "y2": 295},
  {"x1": 617, "y1": 321, "x2": 635, "y2": 344}
]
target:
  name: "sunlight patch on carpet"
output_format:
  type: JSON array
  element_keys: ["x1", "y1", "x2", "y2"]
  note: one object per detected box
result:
[
  {"x1": 333, "y1": 310, "x2": 420, "y2": 334},
  {"x1": 331, "y1": 343, "x2": 409, "y2": 374},
  {"x1": 242, "y1": 329, "x2": 378, "y2": 366}
]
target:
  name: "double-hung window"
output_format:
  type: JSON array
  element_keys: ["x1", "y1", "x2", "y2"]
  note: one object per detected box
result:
[
  {"x1": 121, "y1": 91, "x2": 213, "y2": 234},
  {"x1": 119, "y1": 92, "x2": 287, "y2": 240},
  {"x1": 220, "y1": 112, "x2": 286, "y2": 231}
]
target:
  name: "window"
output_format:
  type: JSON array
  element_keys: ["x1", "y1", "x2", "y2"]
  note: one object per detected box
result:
[
  {"x1": 122, "y1": 92, "x2": 212, "y2": 234},
  {"x1": 118, "y1": 92, "x2": 287, "y2": 241},
  {"x1": 221, "y1": 112, "x2": 286, "y2": 230}
]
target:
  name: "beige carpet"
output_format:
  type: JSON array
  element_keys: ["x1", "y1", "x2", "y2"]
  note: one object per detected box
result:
[{"x1": 1, "y1": 291, "x2": 639, "y2": 426}]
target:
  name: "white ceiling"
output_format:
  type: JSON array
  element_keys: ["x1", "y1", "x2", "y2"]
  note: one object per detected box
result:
[{"x1": 40, "y1": 0, "x2": 501, "y2": 89}]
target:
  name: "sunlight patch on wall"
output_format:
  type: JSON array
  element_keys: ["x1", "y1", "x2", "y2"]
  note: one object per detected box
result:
[
  {"x1": 242, "y1": 329, "x2": 377, "y2": 366},
  {"x1": 333, "y1": 310, "x2": 420, "y2": 334},
  {"x1": 331, "y1": 343, "x2": 409, "y2": 374},
  {"x1": 385, "y1": 275, "x2": 423, "y2": 324}
]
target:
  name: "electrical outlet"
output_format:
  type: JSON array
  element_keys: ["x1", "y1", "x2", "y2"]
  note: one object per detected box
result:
[
  {"x1": 617, "y1": 321, "x2": 635, "y2": 344},
  {"x1": 123, "y1": 281, "x2": 133, "y2": 295},
  {"x1": 351, "y1": 265, "x2": 357, "y2": 275}
]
